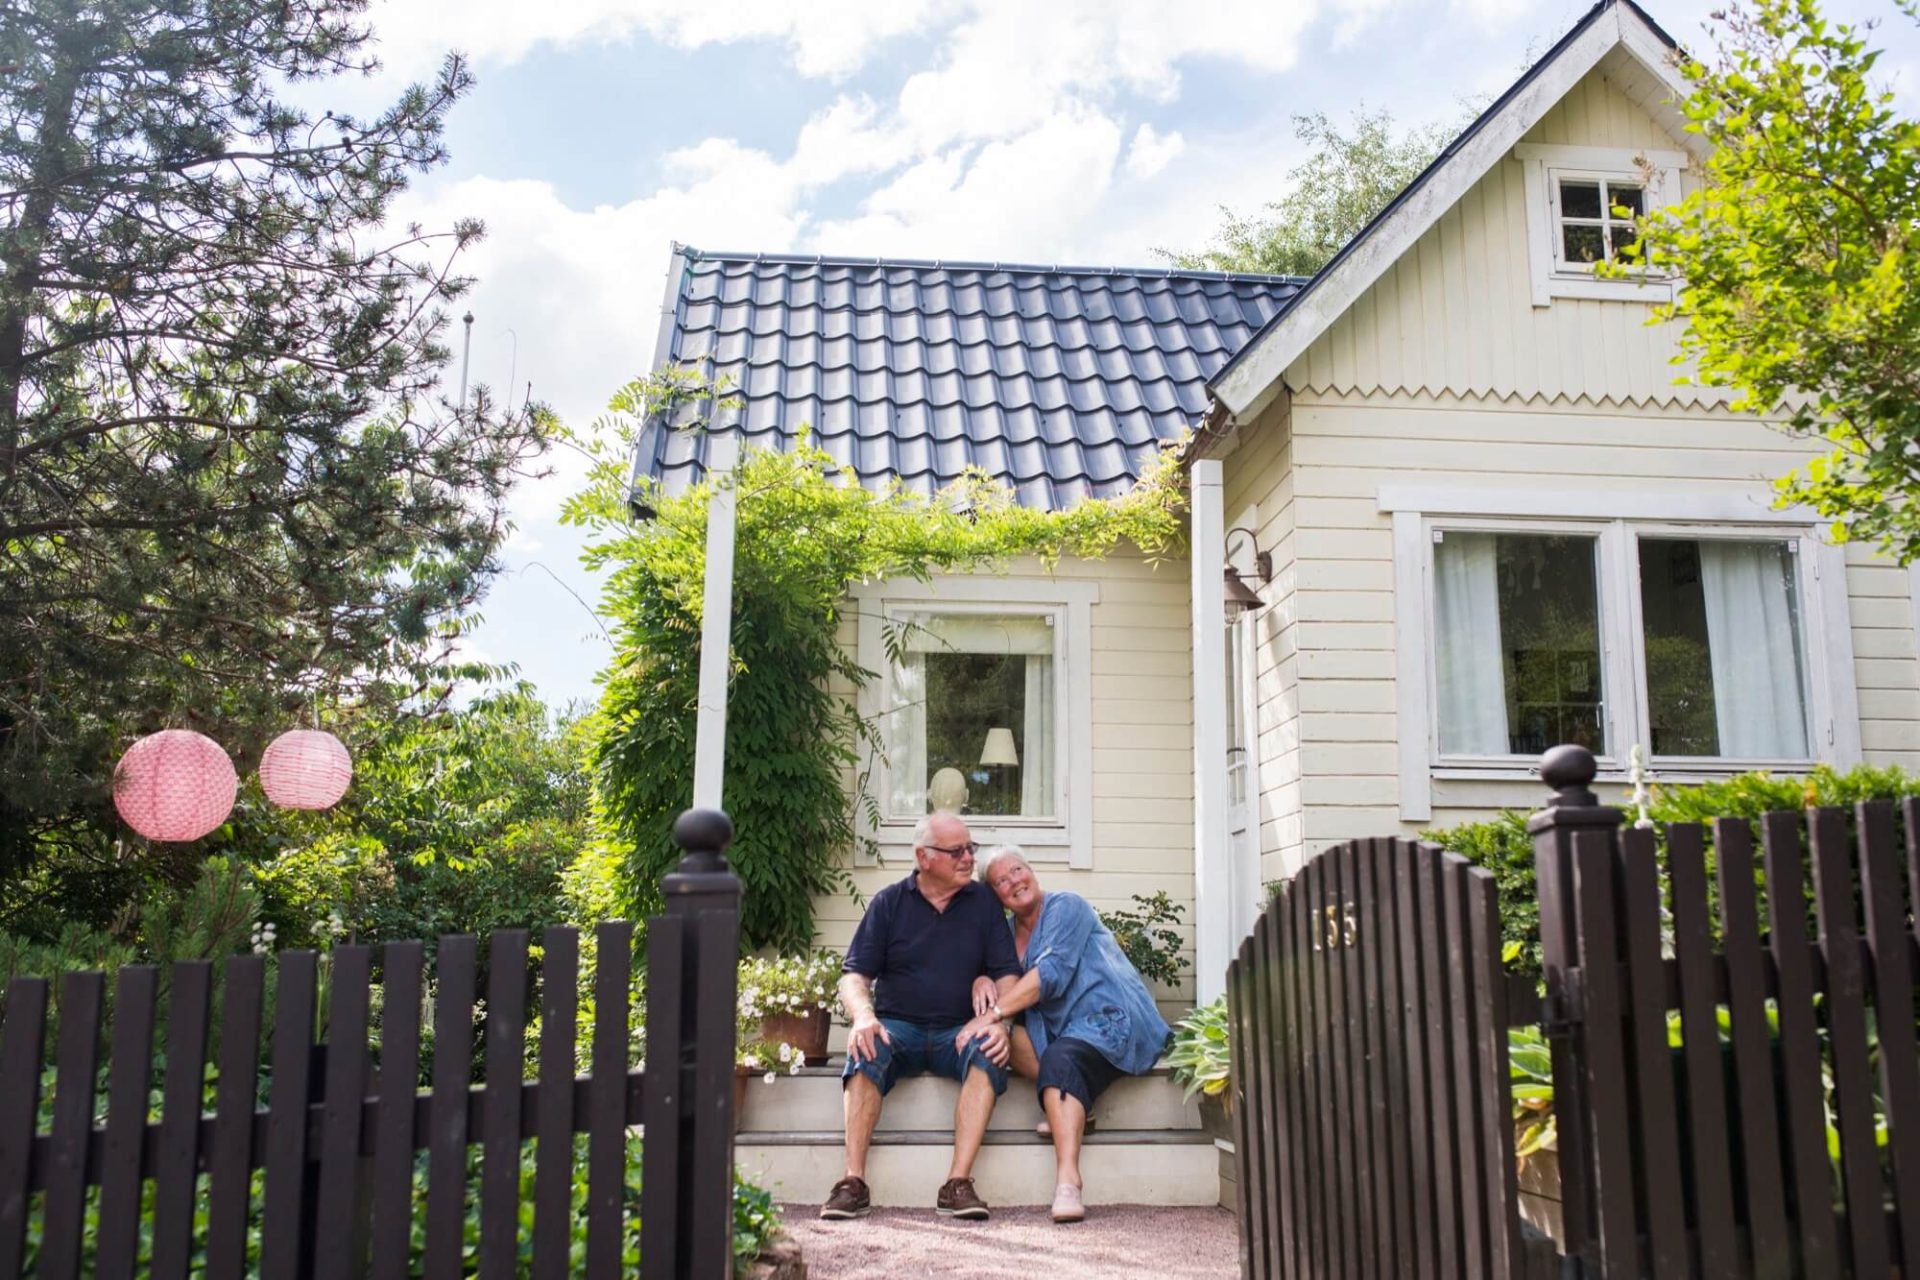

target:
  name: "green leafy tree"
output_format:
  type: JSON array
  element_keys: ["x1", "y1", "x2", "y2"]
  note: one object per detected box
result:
[
  {"x1": 1164, "y1": 107, "x2": 1457, "y2": 276},
  {"x1": 251, "y1": 688, "x2": 602, "y2": 947},
  {"x1": 0, "y1": 0, "x2": 553, "y2": 878},
  {"x1": 1620, "y1": 0, "x2": 1920, "y2": 561}
]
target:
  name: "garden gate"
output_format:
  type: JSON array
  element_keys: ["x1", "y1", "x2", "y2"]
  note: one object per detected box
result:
[
  {"x1": 1230, "y1": 745, "x2": 1920, "y2": 1278},
  {"x1": 0, "y1": 808, "x2": 742, "y2": 1280}
]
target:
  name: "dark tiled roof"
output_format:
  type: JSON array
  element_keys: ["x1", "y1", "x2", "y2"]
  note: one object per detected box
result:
[{"x1": 631, "y1": 249, "x2": 1304, "y2": 511}]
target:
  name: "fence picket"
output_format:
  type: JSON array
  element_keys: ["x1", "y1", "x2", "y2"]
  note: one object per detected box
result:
[
  {"x1": 1417, "y1": 849, "x2": 1460, "y2": 1280},
  {"x1": 1443, "y1": 857, "x2": 1488, "y2": 1280},
  {"x1": 1361, "y1": 841, "x2": 1396, "y2": 1277},
  {"x1": 1227, "y1": 929, "x2": 1259, "y2": 1278},
  {"x1": 205, "y1": 955, "x2": 265, "y2": 1280},
  {"x1": 260, "y1": 949, "x2": 319, "y2": 1280},
  {"x1": 424, "y1": 936, "x2": 478, "y2": 1280},
  {"x1": 1245, "y1": 915, "x2": 1279, "y2": 1277},
  {"x1": 1375, "y1": 841, "x2": 1413, "y2": 1278},
  {"x1": 1711, "y1": 818, "x2": 1790, "y2": 1278},
  {"x1": 151, "y1": 963, "x2": 212, "y2": 1279},
  {"x1": 1466, "y1": 865, "x2": 1518, "y2": 1280},
  {"x1": 0, "y1": 979, "x2": 48, "y2": 1280},
  {"x1": 39, "y1": 970, "x2": 104, "y2": 1280},
  {"x1": 1570, "y1": 826, "x2": 1636, "y2": 1279},
  {"x1": 592, "y1": 920, "x2": 636, "y2": 1280},
  {"x1": 1271, "y1": 883, "x2": 1303, "y2": 1280},
  {"x1": 1760, "y1": 810, "x2": 1841, "y2": 1274},
  {"x1": 314, "y1": 945, "x2": 372, "y2": 1280},
  {"x1": 1336, "y1": 843, "x2": 1370, "y2": 1280},
  {"x1": 369, "y1": 942, "x2": 424, "y2": 1280},
  {"x1": 1669, "y1": 823, "x2": 1738, "y2": 1277},
  {"x1": 96, "y1": 965, "x2": 158, "y2": 1279},
  {"x1": 1616, "y1": 827, "x2": 1685, "y2": 1279},
  {"x1": 1298, "y1": 857, "x2": 1329, "y2": 1276},
  {"x1": 1395, "y1": 844, "x2": 1435, "y2": 1280},
  {"x1": 1857, "y1": 801, "x2": 1920, "y2": 1254},
  {"x1": 1809, "y1": 807, "x2": 1894, "y2": 1276},
  {"x1": 480, "y1": 931, "x2": 530, "y2": 1280},
  {"x1": 533, "y1": 927, "x2": 580, "y2": 1280}
]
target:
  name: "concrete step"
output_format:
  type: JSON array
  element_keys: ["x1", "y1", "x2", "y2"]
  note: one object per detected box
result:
[
  {"x1": 736, "y1": 1129, "x2": 1222, "y2": 1208},
  {"x1": 738, "y1": 1061, "x2": 1201, "y2": 1134}
]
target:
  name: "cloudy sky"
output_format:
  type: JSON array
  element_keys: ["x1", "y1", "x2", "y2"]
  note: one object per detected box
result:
[{"x1": 341, "y1": 0, "x2": 1920, "y2": 709}]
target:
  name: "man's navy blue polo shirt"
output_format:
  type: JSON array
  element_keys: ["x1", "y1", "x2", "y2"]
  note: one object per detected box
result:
[{"x1": 842, "y1": 871, "x2": 1020, "y2": 1026}]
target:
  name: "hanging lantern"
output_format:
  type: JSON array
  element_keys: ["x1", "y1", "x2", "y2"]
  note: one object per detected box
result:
[
  {"x1": 259, "y1": 728, "x2": 353, "y2": 810},
  {"x1": 113, "y1": 730, "x2": 238, "y2": 842}
]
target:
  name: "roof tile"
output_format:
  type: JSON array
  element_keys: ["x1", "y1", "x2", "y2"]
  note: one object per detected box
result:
[{"x1": 634, "y1": 250, "x2": 1302, "y2": 510}]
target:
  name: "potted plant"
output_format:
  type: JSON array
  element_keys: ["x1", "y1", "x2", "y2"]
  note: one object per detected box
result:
[
  {"x1": 735, "y1": 1023, "x2": 807, "y2": 1129},
  {"x1": 739, "y1": 950, "x2": 841, "y2": 1064},
  {"x1": 1166, "y1": 997, "x2": 1232, "y2": 1138},
  {"x1": 1509, "y1": 1023, "x2": 1562, "y2": 1242}
]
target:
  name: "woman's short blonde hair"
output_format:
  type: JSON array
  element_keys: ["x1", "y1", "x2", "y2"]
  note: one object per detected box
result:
[{"x1": 977, "y1": 844, "x2": 1030, "y2": 887}]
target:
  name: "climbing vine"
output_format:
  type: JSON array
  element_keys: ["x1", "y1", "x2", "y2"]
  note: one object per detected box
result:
[{"x1": 564, "y1": 373, "x2": 1189, "y2": 951}]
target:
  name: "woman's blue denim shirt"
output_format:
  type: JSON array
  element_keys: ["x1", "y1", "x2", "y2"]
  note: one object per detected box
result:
[{"x1": 1017, "y1": 891, "x2": 1171, "y2": 1075}]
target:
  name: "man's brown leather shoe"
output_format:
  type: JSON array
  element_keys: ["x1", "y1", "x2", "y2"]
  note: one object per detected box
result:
[
  {"x1": 936, "y1": 1176, "x2": 990, "y2": 1220},
  {"x1": 819, "y1": 1176, "x2": 871, "y2": 1219}
]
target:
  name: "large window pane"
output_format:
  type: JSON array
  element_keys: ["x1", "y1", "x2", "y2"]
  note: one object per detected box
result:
[
  {"x1": 1434, "y1": 532, "x2": 1605, "y2": 756},
  {"x1": 887, "y1": 612, "x2": 1056, "y2": 818},
  {"x1": 1639, "y1": 538, "x2": 1809, "y2": 758}
]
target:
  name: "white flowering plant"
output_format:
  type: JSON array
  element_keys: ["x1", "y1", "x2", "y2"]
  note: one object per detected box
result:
[
  {"x1": 736, "y1": 1012, "x2": 807, "y2": 1081},
  {"x1": 736, "y1": 950, "x2": 842, "y2": 1021}
]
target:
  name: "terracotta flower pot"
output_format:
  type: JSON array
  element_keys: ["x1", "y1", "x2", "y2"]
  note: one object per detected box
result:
[
  {"x1": 759, "y1": 1007, "x2": 830, "y2": 1064},
  {"x1": 733, "y1": 1065, "x2": 754, "y2": 1131}
]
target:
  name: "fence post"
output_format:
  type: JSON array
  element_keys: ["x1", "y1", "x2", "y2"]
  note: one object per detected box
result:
[
  {"x1": 1526, "y1": 744, "x2": 1619, "y2": 1267},
  {"x1": 641, "y1": 808, "x2": 741, "y2": 1280}
]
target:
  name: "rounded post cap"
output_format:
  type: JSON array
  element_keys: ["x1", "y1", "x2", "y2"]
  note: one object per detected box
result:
[
  {"x1": 1540, "y1": 744, "x2": 1599, "y2": 807},
  {"x1": 673, "y1": 807, "x2": 734, "y2": 854}
]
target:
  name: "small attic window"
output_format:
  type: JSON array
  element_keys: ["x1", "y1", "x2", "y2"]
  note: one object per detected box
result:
[
  {"x1": 1552, "y1": 175, "x2": 1643, "y2": 269},
  {"x1": 1514, "y1": 143, "x2": 1686, "y2": 307}
]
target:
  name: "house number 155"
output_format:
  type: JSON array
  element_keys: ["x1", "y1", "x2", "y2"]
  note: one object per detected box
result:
[{"x1": 1313, "y1": 902, "x2": 1358, "y2": 951}]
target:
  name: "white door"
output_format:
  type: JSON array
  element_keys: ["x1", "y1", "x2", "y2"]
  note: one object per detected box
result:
[{"x1": 1224, "y1": 613, "x2": 1262, "y2": 936}]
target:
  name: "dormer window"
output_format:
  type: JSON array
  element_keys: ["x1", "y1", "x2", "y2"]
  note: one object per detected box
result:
[
  {"x1": 1554, "y1": 175, "x2": 1643, "y2": 269},
  {"x1": 1515, "y1": 143, "x2": 1685, "y2": 306}
]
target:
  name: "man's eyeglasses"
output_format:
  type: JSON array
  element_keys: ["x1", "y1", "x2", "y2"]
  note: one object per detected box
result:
[{"x1": 924, "y1": 841, "x2": 979, "y2": 859}]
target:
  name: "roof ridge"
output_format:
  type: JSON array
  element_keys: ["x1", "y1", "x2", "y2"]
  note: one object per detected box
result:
[{"x1": 677, "y1": 246, "x2": 1311, "y2": 287}]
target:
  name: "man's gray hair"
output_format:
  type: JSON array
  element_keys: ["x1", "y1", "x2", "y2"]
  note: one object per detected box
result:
[
  {"x1": 977, "y1": 844, "x2": 1030, "y2": 885},
  {"x1": 912, "y1": 811, "x2": 960, "y2": 852}
]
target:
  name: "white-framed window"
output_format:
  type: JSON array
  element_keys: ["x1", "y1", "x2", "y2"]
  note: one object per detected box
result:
[
  {"x1": 1385, "y1": 486, "x2": 1862, "y2": 821},
  {"x1": 1514, "y1": 142, "x2": 1686, "y2": 307},
  {"x1": 852, "y1": 577, "x2": 1096, "y2": 866}
]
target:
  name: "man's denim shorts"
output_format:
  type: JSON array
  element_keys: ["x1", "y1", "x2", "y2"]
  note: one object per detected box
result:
[{"x1": 841, "y1": 1016, "x2": 1009, "y2": 1097}]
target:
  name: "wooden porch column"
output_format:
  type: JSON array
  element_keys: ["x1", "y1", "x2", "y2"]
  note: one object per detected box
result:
[{"x1": 1190, "y1": 456, "x2": 1232, "y2": 1003}]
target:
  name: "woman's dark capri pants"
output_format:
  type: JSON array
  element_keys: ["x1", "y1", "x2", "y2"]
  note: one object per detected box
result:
[{"x1": 1035, "y1": 1035, "x2": 1124, "y2": 1112}]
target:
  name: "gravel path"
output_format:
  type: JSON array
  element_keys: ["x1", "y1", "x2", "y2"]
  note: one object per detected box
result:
[{"x1": 780, "y1": 1204, "x2": 1240, "y2": 1279}]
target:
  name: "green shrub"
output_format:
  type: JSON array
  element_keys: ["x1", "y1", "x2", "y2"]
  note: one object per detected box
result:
[
  {"x1": 1165, "y1": 997, "x2": 1230, "y2": 1102},
  {"x1": 1099, "y1": 892, "x2": 1187, "y2": 988},
  {"x1": 1422, "y1": 810, "x2": 1539, "y2": 974}
]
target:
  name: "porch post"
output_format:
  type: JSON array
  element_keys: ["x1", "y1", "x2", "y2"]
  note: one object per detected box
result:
[
  {"x1": 692, "y1": 434, "x2": 740, "y2": 811},
  {"x1": 1190, "y1": 457, "x2": 1232, "y2": 1003}
]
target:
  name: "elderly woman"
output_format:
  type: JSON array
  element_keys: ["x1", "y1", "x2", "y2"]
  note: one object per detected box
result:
[{"x1": 955, "y1": 846, "x2": 1171, "y2": 1224}]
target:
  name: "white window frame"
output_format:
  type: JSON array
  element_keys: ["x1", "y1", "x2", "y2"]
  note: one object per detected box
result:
[
  {"x1": 1515, "y1": 142, "x2": 1687, "y2": 308},
  {"x1": 1383, "y1": 485, "x2": 1861, "y2": 822},
  {"x1": 851, "y1": 576, "x2": 1097, "y2": 867}
]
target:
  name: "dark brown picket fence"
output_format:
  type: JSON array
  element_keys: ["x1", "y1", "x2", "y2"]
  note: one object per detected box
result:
[
  {"x1": 0, "y1": 808, "x2": 742, "y2": 1280},
  {"x1": 1231, "y1": 745, "x2": 1920, "y2": 1279}
]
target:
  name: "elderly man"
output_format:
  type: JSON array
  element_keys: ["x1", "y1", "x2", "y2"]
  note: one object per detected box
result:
[{"x1": 819, "y1": 812, "x2": 1020, "y2": 1221}]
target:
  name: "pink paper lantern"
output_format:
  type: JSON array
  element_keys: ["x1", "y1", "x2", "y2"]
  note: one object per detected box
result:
[
  {"x1": 259, "y1": 729, "x2": 353, "y2": 810},
  {"x1": 113, "y1": 730, "x2": 238, "y2": 842}
]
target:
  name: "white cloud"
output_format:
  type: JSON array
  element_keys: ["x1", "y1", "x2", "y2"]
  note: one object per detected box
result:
[{"x1": 1124, "y1": 124, "x2": 1185, "y2": 181}]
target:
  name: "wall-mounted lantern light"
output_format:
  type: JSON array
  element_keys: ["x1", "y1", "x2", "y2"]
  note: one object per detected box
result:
[{"x1": 1223, "y1": 526, "x2": 1271, "y2": 622}]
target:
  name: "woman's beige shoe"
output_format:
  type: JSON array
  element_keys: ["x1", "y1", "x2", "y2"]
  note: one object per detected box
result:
[{"x1": 1050, "y1": 1184, "x2": 1085, "y2": 1224}]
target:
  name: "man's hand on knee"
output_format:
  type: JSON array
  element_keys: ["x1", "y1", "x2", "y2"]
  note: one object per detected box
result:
[{"x1": 847, "y1": 1013, "x2": 892, "y2": 1065}]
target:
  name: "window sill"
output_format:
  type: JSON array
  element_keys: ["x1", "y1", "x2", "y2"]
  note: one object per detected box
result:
[
  {"x1": 1431, "y1": 761, "x2": 1818, "y2": 786},
  {"x1": 1533, "y1": 271, "x2": 1676, "y2": 307}
]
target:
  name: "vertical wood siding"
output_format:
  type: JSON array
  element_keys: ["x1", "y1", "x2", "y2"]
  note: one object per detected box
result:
[{"x1": 1289, "y1": 69, "x2": 1715, "y2": 410}]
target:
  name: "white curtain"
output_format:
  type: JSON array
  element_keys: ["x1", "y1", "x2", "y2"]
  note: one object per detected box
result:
[
  {"x1": 1698, "y1": 540, "x2": 1809, "y2": 757},
  {"x1": 1434, "y1": 533, "x2": 1510, "y2": 755},
  {"x1": 887, "y1": 651, "x2": 928, "y2": 814},
  {"x1": 1021, "y1": 655, "x2": 1055, "y2": 816}
]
